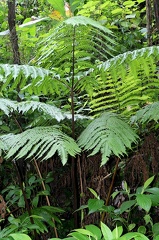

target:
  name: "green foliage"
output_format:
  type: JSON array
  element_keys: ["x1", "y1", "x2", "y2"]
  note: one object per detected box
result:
[
  {"x1": 0, "y1": 64, "x2": 52, "y2": 94},
  {"x1": 77, "y1": 0, "x2": 146, "y2": 51},
  {"x1": 0, "y1": 232, "x2": 32, "y2": 240},
  {"x1": 54, "y1": 177, "x2": 159, "y2": 239},
  {"x1": 78, "y1": 112, "x2": 138, "y2": 165},
  {"x1": 0, "y1": 126, "x2": 81, "y2": 165},
  {"x1": 50, "y1": 222, "x2": 149, "y2": 240},
  {"x1": 90, "y1": 46, "x2": 159, "y2": 116},
  {"x1": 132, "y1": 101, "x2": 159, "y2": 124},
  {"x1": 47, "y1": 0, "x2": 66, "y2": 17},
  {"x1": 1, "y1": 1, "x2": 159, "y2": 239},
  {"x1": 0, "y1": 206, "x2": 63, "y2": 237}
]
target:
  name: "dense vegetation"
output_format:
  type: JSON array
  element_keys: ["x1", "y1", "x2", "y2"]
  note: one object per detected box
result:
[{"x1": 0, "y1": 0, "x2": 159, "y2": 239}]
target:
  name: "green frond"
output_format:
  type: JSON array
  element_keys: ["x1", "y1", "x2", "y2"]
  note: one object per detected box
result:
[
  {"x1": 98, "y1": 46, "x2": 159, "y2": 71},
  {"x1": 64, "y1": 16, "x2": 113, "y2": 33},
  {"x1": 78, "y1": 112, "x2": 139, "y2": 165},
  {"x1": 0, "y1": 64, "x2": 55, "y2": 93},
  {"x1": 0, "y1": 133, "x2": 12, "y2": 151},
  {"x1": 17, "y1": 101, "x2": 68, "y2": 122},
  {"x1": 34, "y1": 16, "x2": 116, "y2": 97},
  {"x1": 0, "y1": 98, "x2": 90, "y2": 123},
  {"x1": 0, "y1": 98, "x2": 16, "y2": 115},
  {"x1": 90, "y1": 46, "x2": 159, "y2": 116},
  {"x1": 132, "y1": 102, "x2": 159, "y2": 124},
  {"x1": 0, "y1": 126, "x2": 81, "y2": 165}
]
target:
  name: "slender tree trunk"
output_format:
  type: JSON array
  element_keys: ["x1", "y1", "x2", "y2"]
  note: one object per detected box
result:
[
  {"x1": 7, "y1": 2, "x2": 39, "y2": 239},
  {"x1": 153, "y1": 0, "x2": 159, "y2": 31},
  {"x1": 8, "y1": 0, "x2": 21, "y2": 64},
  {"x1": 146, "y1": 0, "x2": 153, "y2": 46}
]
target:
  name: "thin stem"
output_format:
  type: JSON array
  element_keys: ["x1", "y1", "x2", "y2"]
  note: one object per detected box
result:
[
  {"x1": 33, "y1": 159, "x2": 58, "y2": 238},
  {"x1": 71, "y1": 26, "x2": 78, "y2": 228},
  {"x1": 100, "y1": 157, "x2": 120, "y2": 223},
  {"x1": 13, "y1": 116, "x2": 58, "y2": 238}
]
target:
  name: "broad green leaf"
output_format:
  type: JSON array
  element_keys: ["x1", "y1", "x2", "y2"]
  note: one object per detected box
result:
[
  {"x1": 119, "y1": 232, "x2": 149, "y2": 240},
  {"x1": 32, "y1": 195, "x2": 39, "y2": 207},
  {"x1": 88, "y1": 199, "x2": 104, "y2": 214},
  {"x1": 85, "y1": 225, "x2": 102, "y2": 239},
  {"x1": 9, "y1": 233, "x2": 32, "y2": 240},
  {"x1": 69, "y1": 232, "x2": 89, "y2": 240},
  {"x1": 143, "y1": 176, "x2": 154, "y2": 190},
  {"x1": 145, "y1": 187, "x2": 159, "y2": 195},
  {"x1": 49, "y1": 238, "x2": 61, "y2": 240},
  {"x1": 144, "y1": 214, "x2": 152, "y2": 225},
  {"x1": 28, "y1": 176, "x2": 36, "y2": 185},
  {"x1": 137, "y1": 226, "x2": 146, "y2": 234},
  {"x1": 120, "y1": 200, "x2": 136, "y2": 214},
  {"x1": 87, "y1": 187, "x2": 99, "y2": 199},
  {"x1": 18, "y1": 196, "x2": 25, "y2": 208},
  {"x1": 73, "y1": 229, "x2": 95, "y2": 238},
  {"x1": 149, "y1": 194, "x2": 159, "y2": 206},
  {"x1": 136, "y1": 194, "x2": 152, "y2": 212},
  {"x1": 152, "y1": 223, "x2": 159, "y2": 237},
  {"x1": 128, "y1": 223, "x2": 136, "y2": 231},
  {"x1": 153, "y1": 236, "x2": 159, "y2": 240},
  {"x1": 101, "y1": 222, "x2": 113, "y2": 240},
  {"x1": 112, "y1": 225, "x2": 123, "y2": 239},
  {"x1": 47, "y1": 0, "x2": 65, "y2": 17}
]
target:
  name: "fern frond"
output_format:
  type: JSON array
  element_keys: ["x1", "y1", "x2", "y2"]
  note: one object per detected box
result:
[
  {"x1": 132, "y1": 102, "x2": 159, "y2": 124},
  {"x1": 0, "y1": 64, "x2": 54, "y2": 93},
  {"x1": 0, "y1": 98, "x2": 90, "y2": 123},
  {"x1": 78, "y1": 112, "x2": 139, "y2": 165},
  {"x1": 17, "y1": 101, "x2": 68, "y2": 122},
  {"x1": 90, "y1": 46, "x2": 159, "y2": 116},
  {"x1": 0, "y1": 98, "x2": 16, "y2": 115},
  {"x1": 0, "y1": 126, "x2": 81, "y2": 165},
  {"x1": 98, "y1": 46, "x2": 159, "y2": 71},
  {"x1": 35, "y1": 15, "x2": 116, "y2": 98}
]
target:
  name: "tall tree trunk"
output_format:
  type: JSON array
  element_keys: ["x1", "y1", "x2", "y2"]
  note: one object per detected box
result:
[
  {"x1": 153, "y1": 0, "x2": 159, "y2": 31},
  {"x1": 7, "y1": 2, "x2": 39, "y2": 239},
  {"x1": 8, "y1": 0, "x2": 21, "y2": 64},
  {"x1": 146, "y1": 0, "x2": 153, "y2": 46}
]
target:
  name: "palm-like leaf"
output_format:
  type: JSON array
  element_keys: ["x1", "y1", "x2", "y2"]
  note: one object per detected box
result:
[
  {"x1": 132, "y1": 101, "x2": 159, "y2": 124},
  {"x1": 78, "y1": 112, "x2": 139, "y2": 165},
  {"x1": 36, "y1": 16, "x2": 116, "y2": 95},
  {"x1": 90, "y1": 46, "x2": 159, "y2": 116},
  {"x1": 0, "y1": 126, "x2": 81, "y2": 165},
  {"x1": 0, "y1": 98, "x2": 89, "y2": 122},
  {"x1": 0, "y1": 64, "x2": 56, "y2": 94},
  {"x1": 0, "y1": 16, "x2": 115, "y2": 97},
  {"x1": 0, "y1": 98, "x2": 16, "y2": 115}
]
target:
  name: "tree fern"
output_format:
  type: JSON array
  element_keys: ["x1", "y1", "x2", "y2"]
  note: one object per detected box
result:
[
  {"x1": 0, "y1": 98, "x2": 89, "y2": 123},
  {"x1": 35, "y1": 16, "x2": 116, "y2": 96},
  {"x1": 132, "y1": 101, "x2": 159, "y2": 124},
  {"x1": 0, "y1": 126, "x2": 81, "y2": 165},
  {"x1": 78, "y1": 112, "x2": 139, "y2": 165},
  {"x1": 0, "y1": 64, "x2": 55, "y2": 94},
  {"x1": 90, "y1": 46, "x2": 159, "y2": 116}
]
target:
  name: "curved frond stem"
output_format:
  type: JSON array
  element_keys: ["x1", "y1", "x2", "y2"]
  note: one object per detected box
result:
[{"x1": 33, "y1": 159, "x2": 58, "y2": 238}]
